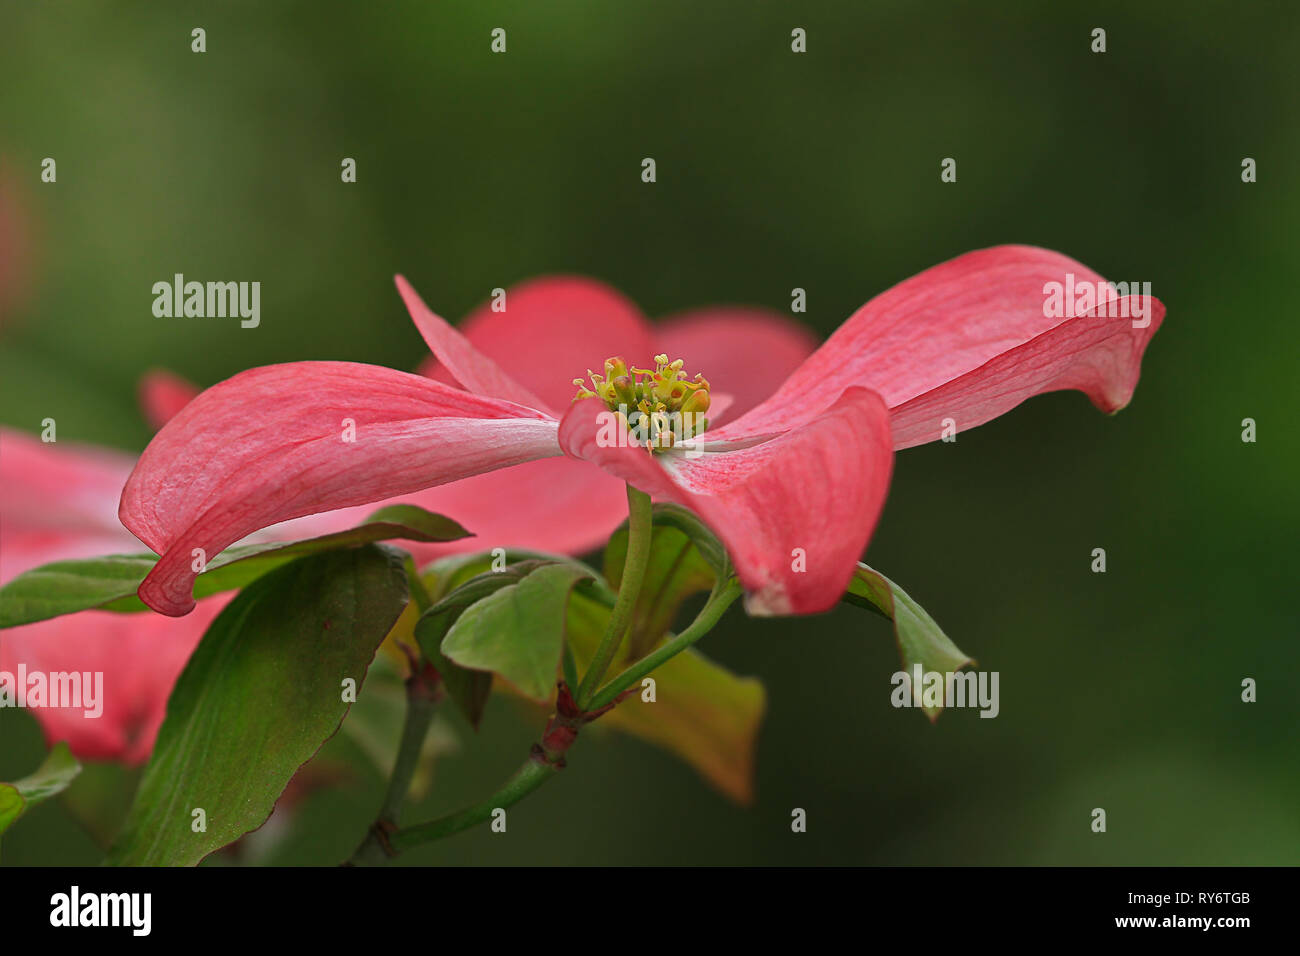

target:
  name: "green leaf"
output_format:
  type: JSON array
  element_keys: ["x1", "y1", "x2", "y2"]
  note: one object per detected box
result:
[
  {"x1": 105, "y1": 545, "x2": 409, "y2": 866},
  {"x1": 0, "y1": 743, "x2": 83, "y2": 847},
  {"x1": 4, "y1": 742, "x2": 81, "y2": 805},
  {"x1": 414, "y1": 561, "x2": 552, "y2": 727},
  {"x1": 845, "y1": 563, "x2": 974, "y2": 721},
  {"x1": 429, "y1": 559, "x2": 557, "y2": 613},
  {"x1": 604, "y1": 521, "x2": 716, "y2": 659},
  {"x1": 643, "y1": 504, "x2": 731, "y2": 578},
  {"x1": 440, "y1": 563, "x2": 593, "y2": 701},
  {"x1": 0, "y1": 504, "x2": 469, "y2": 628},
  {"x1": 0, "y1": 555, "x2": 157, "y2": 626}
]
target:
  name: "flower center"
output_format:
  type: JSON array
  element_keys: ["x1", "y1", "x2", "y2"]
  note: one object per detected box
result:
[{"x1": 572, "y1": 354, "x2": 711, "y2": 451}]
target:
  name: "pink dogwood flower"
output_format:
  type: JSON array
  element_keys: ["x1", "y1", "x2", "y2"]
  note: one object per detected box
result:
[
  {"x1": 121, "y1": 245, "x2": 1164, "y2": 619},
  {"x1": 281, "y1": 275, "x2": 817, "y2": 562}
]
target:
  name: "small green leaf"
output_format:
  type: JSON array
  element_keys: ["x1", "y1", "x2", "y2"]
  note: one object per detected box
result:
[
  {"x1": 424, "y1": 549, "x2": 612, "y2": 606},
  {"x1": 440, "y1": 563, "x2": 593, "y2": 701},
  {"x1": 0, "y1": 742, "x2": 83, "y2": 845},
  {"x1": 105, "y1": 545, "x2": 409, "y2": 866},
  {"x1": 5, "y1": 742, "x2": 81, "y2": 805},
  {"x1": 414, "y1": 563, "x2": 550, "y2": 727},
  {"x1": 605, "y1": 522, "x2": 716, "y2": 659},
  {"x1": 0, "y1": 504, "x2": 469, "y2": 628},
  {"x1": 416, "y1": 553, "x2": 612, "y2": 725},
  {"x1": 845, "y1": 563, "x2": 973, "y2": 721}
]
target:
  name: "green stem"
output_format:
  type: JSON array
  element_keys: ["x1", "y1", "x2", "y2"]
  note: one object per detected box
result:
[
  {"x1": 344, "y1": 668, "x2": 440, "y2": 865},
  {"x1": 587, "y1": 577, "x2": 743, "y2": 711},
  {"x1": 575, "y1": 484, "x2": 653, "y2": 708},
  {"x1": 379, "y1": 680, "x2": 438, "y2": 821},
  {"x1": 386, "y1": 757, "x2": 558, "y2": 854},
  {"x1": 383, "y1": 558, "x2": 441, "y2": 821},
  {"x1": 344, "y1": 559, "x2": 440, "y2": 866}
]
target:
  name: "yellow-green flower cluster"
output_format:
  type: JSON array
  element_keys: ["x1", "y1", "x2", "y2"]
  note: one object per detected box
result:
[{"x1": 572, "y1": 354, "x2": 711, "y2": 450}]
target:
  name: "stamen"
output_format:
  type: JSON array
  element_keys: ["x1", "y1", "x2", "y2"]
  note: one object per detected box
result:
[{"x1": 571, "y1": 354, "x2": 713, "y2": 453}]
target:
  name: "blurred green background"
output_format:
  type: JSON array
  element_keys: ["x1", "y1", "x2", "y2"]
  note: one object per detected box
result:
[{"x1": 2, "y1": 0, "x2": 1297, "y2": 865}]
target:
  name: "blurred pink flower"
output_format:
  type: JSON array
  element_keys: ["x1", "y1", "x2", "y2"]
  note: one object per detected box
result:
[
  {"x1": 0, "y1": 428, "x2": 222, "y2": 763},
  {"x1": 137, "y1": 368, "x2": 201, "y2": 432}
]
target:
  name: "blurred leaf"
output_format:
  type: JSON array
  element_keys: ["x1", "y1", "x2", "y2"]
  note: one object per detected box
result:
[
  {"x1": 0, "y1": 788, "x2": 20, "y2": 847},
  {"x1": 106, "y1": 545, "x2": 408, "y2": 866},
  {"x1": 605, "y1": 521, "x2": 716, "y2": 659},
  {"x1": 0, "y1": 743, "x2": 82, "y2": 848},
  {"x1": 440, "y1": 563, "x2": 592, "y2": 702},
  {"x1": 845, "y1": 563, "x2": 973, "y2": 722},
  {"x1": 564, "y1": 590, "x2": 764, "y2": 804},
  {"x1": 54, "y1": 762, "x2": 140, "y2": 852},
  {"x1": 0, "y1": 504, "x2": 469, "y2": 628},
  {"x1": 599, "y1": 649, "x2": 764, "y2": 805}
]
